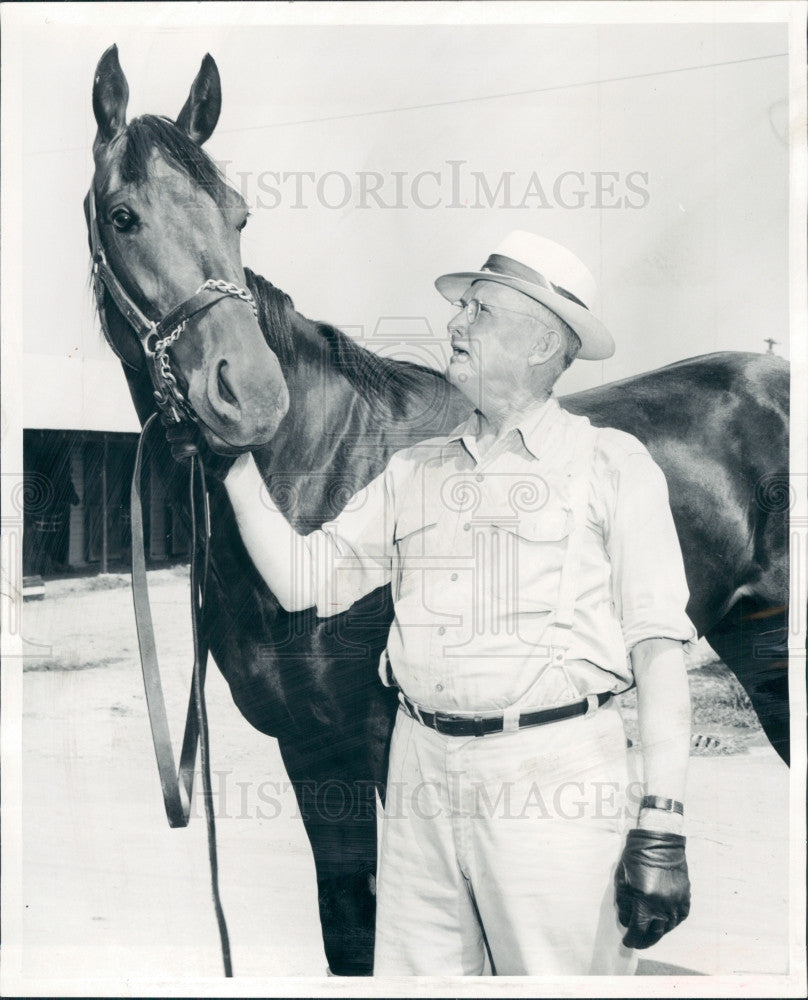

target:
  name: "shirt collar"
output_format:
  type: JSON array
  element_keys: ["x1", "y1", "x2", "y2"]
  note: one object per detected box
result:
[{"x1": 443, "y1": 396, "x2": 562, "y2": 464}]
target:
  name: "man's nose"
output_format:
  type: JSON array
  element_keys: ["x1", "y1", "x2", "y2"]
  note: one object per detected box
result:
[{"x1": 448, "y1": 313, "x2": 467, "y2": 337}]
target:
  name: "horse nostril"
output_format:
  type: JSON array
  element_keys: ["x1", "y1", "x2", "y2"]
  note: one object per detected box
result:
[{"x1": 217, "y1": 360, "x2": 238, "y2": 408}]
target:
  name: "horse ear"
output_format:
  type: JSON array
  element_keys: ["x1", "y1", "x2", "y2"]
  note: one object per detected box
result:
[
  {"x1": 93, "y1": 44, "x2": 129, "y2": 146},
  {"x1": 176, "y1": 53, "x2": 221, "y2": 145}
]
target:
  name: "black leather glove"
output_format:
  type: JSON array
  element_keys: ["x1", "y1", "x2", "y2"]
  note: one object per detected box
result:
[
  {"x1": 162, "y1": 418, "x2": 237, "y2": 483},
  {"x1": 614, "y1": 828, "x2": 691, "y2": 949}
]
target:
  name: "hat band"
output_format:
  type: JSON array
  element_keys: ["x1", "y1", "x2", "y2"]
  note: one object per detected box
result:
[{"x1": 482, "y1": 253, "x2": 589, "y2": 311}]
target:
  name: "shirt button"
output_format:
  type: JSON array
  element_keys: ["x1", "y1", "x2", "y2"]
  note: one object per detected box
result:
[
  {"x1": 435, "y1": 683, "x2": 444, "y2": 692},
  {"x1": 437, "y1": 626, "x2": 446, "y2": 635},
  {"x1": 463, "y1": 523, "x2": 471, "y2": 531},
  {"x1": 450, "y1": 573, "x2": 458, "y2": 581},
  {"x1": 475, "y1": 474, "x2": 484, "y2": 483}
]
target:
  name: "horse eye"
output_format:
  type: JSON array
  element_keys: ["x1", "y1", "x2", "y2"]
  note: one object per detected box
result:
[
  {"x1": 237, "y1": 213, "x2": 250, "y2": 232},
  {"x1": 111, "y1": 208, "x2": 136, "y2": 233}
]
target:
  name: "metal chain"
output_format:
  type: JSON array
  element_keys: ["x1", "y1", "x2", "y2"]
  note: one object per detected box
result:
[
  {"x1": 152, "y1": 279, "x2": 257, "y2": 355},
  {"x1": 153, "y1": 319, "x2": 189, "y2": 356},
  {"x1": 158, "y1": 351, "x2": 178, "y2": 387},
  {"x1": 199, "y1": 278, "x2": 258, "y2": 318}
]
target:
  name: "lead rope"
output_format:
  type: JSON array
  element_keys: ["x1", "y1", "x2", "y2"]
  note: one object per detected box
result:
[
  {"x1": 130, "y1": 413, "x2": 233, "y2": 976},
  {"x1": 189, "y1": 452, "x2": 233, "y2": 977}
]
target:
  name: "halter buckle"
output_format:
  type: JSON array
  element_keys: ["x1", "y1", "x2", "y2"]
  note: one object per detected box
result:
[
  {"x1": 153, "y1": 390, "x2": 186, "y2": 425},
  {"x1": 144, "y1": 324, "x2": 160, "y2": 357}
]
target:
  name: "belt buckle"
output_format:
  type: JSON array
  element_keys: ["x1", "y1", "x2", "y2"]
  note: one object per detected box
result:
[
  {"x1": 435, "y1": 712, "x2": 485, "y2": 737},
  {"x1": 472, "y1": 714, "x2": 489, "y2": 737}
]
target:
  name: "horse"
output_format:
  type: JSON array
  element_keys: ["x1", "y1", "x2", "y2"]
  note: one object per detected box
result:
[{"x1": 87, "y1": 47, "x2": 790, "y2": 975}]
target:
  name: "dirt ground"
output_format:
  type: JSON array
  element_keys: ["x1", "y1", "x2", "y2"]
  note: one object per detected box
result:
[{"x1": 17, "y1": 568, "x2": 792, "y2": 985}]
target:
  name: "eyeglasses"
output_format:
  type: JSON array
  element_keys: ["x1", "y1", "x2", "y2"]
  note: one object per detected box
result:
[{"x1": 453, "y1": 298, "x2": 547, "y2": 327}]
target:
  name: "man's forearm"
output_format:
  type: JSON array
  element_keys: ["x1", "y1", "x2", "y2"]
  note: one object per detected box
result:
[
  {"x1": 631, "y1": 637, "x2": 691, "y2": 833},
  {"x1": 224, "y1": 453, "x2": 316, "y2": 612}
]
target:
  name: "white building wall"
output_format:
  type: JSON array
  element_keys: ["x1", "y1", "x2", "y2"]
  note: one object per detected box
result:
[{"x1": 23, "y1": 355, "x2": 139, "y2": 433}]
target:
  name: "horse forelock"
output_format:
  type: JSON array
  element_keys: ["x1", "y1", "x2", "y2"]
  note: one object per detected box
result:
[{"x1": 96, "y1": 114, "x2": 227, "y2": 205}]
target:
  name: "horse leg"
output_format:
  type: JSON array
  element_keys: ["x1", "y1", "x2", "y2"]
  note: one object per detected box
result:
[
  {"x1": 277, "y1": 733, "x2": 382, "y2": 976},
  {"x1": 705, "y1": 598, "x2": 790, "y2": 765}
]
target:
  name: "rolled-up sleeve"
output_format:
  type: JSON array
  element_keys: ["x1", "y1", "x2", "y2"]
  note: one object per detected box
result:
[
  {"x1": 605, "y1": 448, "x2": 697, "y2": 653},
  {"x1": 308, "y1": 464, "x2": 396, "y2": 618}
]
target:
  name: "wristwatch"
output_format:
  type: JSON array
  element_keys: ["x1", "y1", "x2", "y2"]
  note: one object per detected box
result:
[{"x1": 640, "y1": 795, "x2": 684, "y2": 816}]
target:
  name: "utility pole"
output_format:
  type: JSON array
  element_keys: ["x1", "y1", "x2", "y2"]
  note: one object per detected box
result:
[{"x1": 763, "y1": 338, "x2": 779, "y2": 355}]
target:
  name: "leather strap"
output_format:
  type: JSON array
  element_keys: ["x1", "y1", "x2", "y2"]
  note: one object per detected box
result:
[
  {"x1": 130, "y1": 412, "x2": 233, "y2": 977},
  {"x1": 400, "y1": 691, "x2": 612, "y2": 737},
  {"x1": 93, "y1": 253, "x2": 155, "y2": 343},
  {"x1": 150, "y1": 287, "x2": 233, "y2": 349},
  {"x1": 89, "y1": 188, "x2": 155, "y2": 346},
  {"x1": 130, "y1": 412, "x2": 200, "y2": 827}
]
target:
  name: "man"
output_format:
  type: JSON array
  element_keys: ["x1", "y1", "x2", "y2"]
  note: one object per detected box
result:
[{"x1": 170, "y1": 230, "x2": 694, "y2": 975}]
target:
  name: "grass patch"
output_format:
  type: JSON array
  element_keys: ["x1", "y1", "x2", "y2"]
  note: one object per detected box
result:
[{"x1": 688, "y1": 661, "x2": 760, "y2": 731}]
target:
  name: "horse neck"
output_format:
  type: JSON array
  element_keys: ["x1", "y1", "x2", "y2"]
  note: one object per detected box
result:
[
  {"x1": 253, "y1": 306, "x2": 466, "y2": 530},
  {"x1": 269, "y1": 310, "x2": 387, "y2": 464}
]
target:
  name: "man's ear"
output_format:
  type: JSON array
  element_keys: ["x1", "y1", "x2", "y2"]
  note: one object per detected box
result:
[{"x1": 527, "y1": 328, "x2": 561, "y2": 367}]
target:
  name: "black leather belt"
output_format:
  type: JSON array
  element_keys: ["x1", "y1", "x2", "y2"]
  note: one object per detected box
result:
[{"x1": 400, "y1": 691, "x2": 612, "y2": 737}]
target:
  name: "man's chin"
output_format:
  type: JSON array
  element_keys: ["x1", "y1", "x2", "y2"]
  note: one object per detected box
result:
[{"x1": 445, "y1": 364, "x2": 478, "y2": 404}]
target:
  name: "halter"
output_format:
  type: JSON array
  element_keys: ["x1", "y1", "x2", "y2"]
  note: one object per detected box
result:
[{"x1": 88, "y1": 185, "x2": 259, "y2": 423}]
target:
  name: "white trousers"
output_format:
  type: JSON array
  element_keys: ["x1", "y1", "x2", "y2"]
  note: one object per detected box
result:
[{"x1": 374, "y1": 700, "x2": 638, "y2": 976}]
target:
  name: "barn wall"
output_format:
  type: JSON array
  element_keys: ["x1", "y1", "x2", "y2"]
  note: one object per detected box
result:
[{"x1": 22, "y1": 429, "x2": 187, "y2": 578}]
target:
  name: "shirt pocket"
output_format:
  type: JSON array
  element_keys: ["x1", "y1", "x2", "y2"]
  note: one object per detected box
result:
[
  {"x1": 492, "y1": 508, "x2": 571, "y2": 612},
  {"x1": 393, "y1": 507, "x2": 441, "y2": 604}
]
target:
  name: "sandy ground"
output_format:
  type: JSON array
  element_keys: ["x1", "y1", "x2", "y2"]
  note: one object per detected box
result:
[{"x1": 17, "y1": 568, "x2": 791, "y2": 985}]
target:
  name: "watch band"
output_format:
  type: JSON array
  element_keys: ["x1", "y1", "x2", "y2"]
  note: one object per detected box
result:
[{"x1": 640, "y1": 795, "x2": 684, "y2": 816}]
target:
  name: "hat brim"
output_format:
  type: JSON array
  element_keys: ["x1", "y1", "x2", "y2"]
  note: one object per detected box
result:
[{"x1": 435, "y1": 271, "x2": 615, "y2": 361}]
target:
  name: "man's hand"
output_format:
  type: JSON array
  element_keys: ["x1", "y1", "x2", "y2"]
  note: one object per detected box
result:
[
  {"x1": 614, "y1": 828, "x2": 691, "y2": 949},
  {"x1": 162, "y1": 419, "x2": 238, "y2": 482}
]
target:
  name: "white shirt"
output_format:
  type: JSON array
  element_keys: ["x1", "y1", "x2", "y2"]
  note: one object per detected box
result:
[{"x1": 308, "y1": 396, "x2": 696, "y2": 712}]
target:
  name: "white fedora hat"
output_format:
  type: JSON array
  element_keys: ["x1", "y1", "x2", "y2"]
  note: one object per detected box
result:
[{"x1": 435, "y1": 230, "x2": 614, "y2": 360}]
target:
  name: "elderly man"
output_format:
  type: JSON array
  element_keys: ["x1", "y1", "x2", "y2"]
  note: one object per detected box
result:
[{"x1": 171, "y1": 230, "x2": 694, "y2": 976}]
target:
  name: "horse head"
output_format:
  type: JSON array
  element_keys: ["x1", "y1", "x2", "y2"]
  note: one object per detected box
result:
[{"x1": 86, "y1": 45, "x2": 289, "y2": 452}]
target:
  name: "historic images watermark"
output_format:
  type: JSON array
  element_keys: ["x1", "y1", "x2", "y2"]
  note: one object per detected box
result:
[
  {"x1": 215, "y1": 160, "x2": 651, "y2": 211},
  {"x1": 190, "y1": 770, "x2": 648, "y2": 824}
]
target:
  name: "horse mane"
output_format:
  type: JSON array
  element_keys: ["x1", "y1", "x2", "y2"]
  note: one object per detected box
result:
[
  {"x1": 313, "y1": 320, "x2": 444, "y2": 411},
  {"x1": 245, "y1": 269, "x2": 446, "y2": 412},
  {"x1": 244, "y1": 268, "x2": 296, "y2": 368}
]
